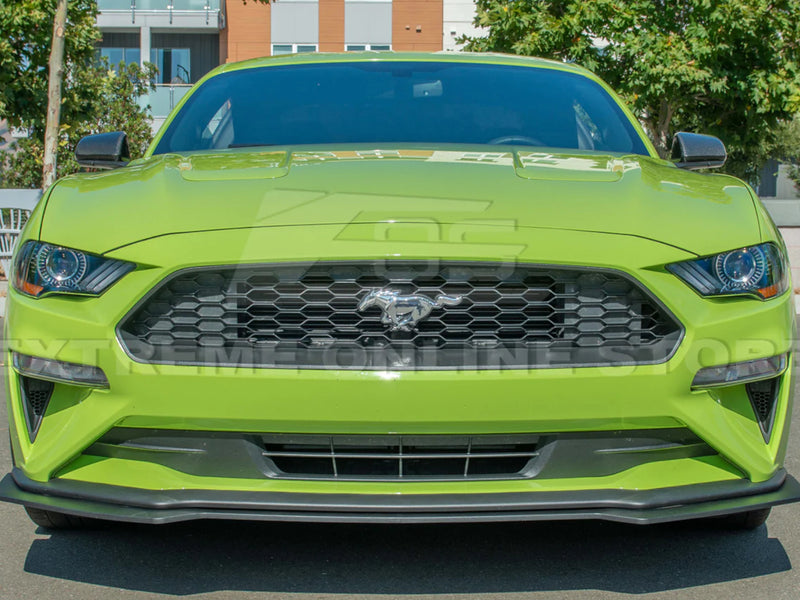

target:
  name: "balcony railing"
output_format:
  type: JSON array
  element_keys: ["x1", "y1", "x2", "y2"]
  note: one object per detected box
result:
[
  {"x1": 139, "y1": 84, "x2": 192, "y2": 119},
  {"x1": 98, "y1": 0, "x2": 220, "y2": 10},
  {"x1": 98, "y1": 0, "x2": 220, "y2": 25}
]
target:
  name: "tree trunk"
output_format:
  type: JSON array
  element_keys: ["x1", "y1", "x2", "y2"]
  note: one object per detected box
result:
[
  {"x1": 653, "y1": 100, "x2": 674, "y2": 159},
  {"x1": 42, "y1": 0, "x2": 68, "y2": 191}
]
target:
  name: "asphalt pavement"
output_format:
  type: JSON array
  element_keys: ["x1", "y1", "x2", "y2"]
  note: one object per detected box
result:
[{"x1": 1, "y1": 328, "x2": 799, "y2": 600}]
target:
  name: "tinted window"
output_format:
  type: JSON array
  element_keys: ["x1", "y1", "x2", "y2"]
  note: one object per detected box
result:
[{"x1": 154, "y1": 62, "x2": 650, "y2": 155}]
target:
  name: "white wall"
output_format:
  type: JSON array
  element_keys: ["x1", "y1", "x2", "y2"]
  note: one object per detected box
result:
[
  {"x1": 776, "y1": 164, "x2": 800, "y2": 199},
  {"x1": 442, "y1": 0, "x2": 485, "y2": 51},
  {"x1": 271, "y1": 0, "x2": 320, "y2": 45},
  {"x1": 345, "y1": 1, "x2": 392, "y2": 45}
]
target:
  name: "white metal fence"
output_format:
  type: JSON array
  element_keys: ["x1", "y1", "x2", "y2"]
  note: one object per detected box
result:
[{"x1": 0, "y1": 190, "x2": 41, "y2": 277}]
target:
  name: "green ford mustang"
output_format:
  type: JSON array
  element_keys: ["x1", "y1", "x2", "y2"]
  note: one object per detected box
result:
[{"x1": 2, "y1": 52, "x2": 799, "y2": 530}]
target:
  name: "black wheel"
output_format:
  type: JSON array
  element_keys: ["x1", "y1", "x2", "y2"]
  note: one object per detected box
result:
[
  {"x1": 713, "y1": 508, "x2": 772, "y2": 530},
  {"x1": 25, "y1": 507, "x2": 99, "y2": 530}
]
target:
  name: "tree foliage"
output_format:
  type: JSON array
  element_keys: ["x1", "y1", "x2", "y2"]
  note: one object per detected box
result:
[
  {"x1": 1, "y1": 61, "x2": 156, "y2": 188},
  {"x1": 0, "y1": 0, "x2": 100, "y2": 131},
  {"x1": 774, "y1": 115, "x2": 800, "y2": 192},
  {"x1": 0, "y1": 0, "x2": 155, "y2": 188},
  {"x1": 464, "y1": 0, "x2": 800, "y2": 182}
]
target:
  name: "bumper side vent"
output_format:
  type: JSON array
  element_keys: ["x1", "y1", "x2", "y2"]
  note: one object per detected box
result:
[
  {"x1": 20, "y1": 376, "x2": 54, "y2": 442},
  {"x1": 746, "y1": 378, "x2": 780, "y2": 442}
]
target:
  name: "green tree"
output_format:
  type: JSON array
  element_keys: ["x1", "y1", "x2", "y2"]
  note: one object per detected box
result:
[
  {"x1": 464, "y1": 0, "x2": 800, "y2": 182},
  {"x1": 1, "y1": 61, "x2": 156, "y2": 189},
  {"x1": 0, "y1": 0, "x2": 155, "y2": 189},
  {"x1": 773, "y1": 114, "x2": 800, "y2": 193},
  {"x1": 0, "y1": 0, "x2": 100, "y2": 132}
]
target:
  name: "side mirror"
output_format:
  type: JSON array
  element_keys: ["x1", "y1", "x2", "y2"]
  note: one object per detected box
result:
[
  {"x1": 75, "y1": 132, "x2": 130, "y2": 169},
  {"x1": 670, "y1": 132, "x2": 727, "y2": 170}
]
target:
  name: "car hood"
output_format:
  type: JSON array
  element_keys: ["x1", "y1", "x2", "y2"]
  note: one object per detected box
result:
[{"x1": 42, "y1": 147, "x2": 760, "y2": 257}]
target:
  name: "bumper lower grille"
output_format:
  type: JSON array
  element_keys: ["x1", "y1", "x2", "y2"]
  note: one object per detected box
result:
[
  {"x1": 263, "y1": 435, "x2": 540, "y2": 479},
  {"x1": 85, "y1": 429, "x2": 716, "y2": 482},
  {"x1": 118, "y1": 261, "x2": 682, "y2": 370}
]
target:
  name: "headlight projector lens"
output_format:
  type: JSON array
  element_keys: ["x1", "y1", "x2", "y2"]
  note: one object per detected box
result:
[
  {"x1": 714, "y1": 247, "x2": 766, "y2": 290},
  {"x1": 37, "y1": 247, "x2": 87, "y2": 287}
]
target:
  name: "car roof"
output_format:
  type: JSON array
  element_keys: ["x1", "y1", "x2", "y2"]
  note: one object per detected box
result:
[{"x1": 213, "y1": 51, "x2": 594, "y2": 79}]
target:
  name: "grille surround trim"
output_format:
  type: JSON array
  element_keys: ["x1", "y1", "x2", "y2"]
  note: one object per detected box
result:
[{"x1": 116, "y1": 260, "x2": 684, "y2": 370}]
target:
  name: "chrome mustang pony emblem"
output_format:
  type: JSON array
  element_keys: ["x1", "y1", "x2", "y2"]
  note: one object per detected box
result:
[{"x1": 357, "y1": 289, "x2": 463, "y2": 332}]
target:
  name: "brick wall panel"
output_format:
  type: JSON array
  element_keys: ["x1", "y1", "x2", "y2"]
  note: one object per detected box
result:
[
  {"x1": 319, "y1": 0, "x2": 345, "y2": 52},
  {"x1": 392, "y1": 0, "x2": 443, "y2": 51},
  {"x1": 224, "y1": 0, "x2": 271, "y2": 62}
]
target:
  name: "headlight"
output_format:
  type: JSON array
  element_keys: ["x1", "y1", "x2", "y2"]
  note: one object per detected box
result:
[
  {"x1": 667, "y1": 242, "x2": 788, "y2": 299},
  {"x1": 11, "y1": 241, "x2": 135, "y2": 298}
]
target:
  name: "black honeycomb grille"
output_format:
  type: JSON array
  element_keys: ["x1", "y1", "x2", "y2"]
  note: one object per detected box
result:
[
  {"x1": 20, "y1": 376, "x2": 54, "y2": 441},
  {"x1": 746, "y1": 378, "x2": 780, "y2": 441},
  {"x1": 24, "y1": 382, "x2": 51, "y2": 416},
  {"x1": 117, "y1": 261, "x2": 682, "y2": 370}
]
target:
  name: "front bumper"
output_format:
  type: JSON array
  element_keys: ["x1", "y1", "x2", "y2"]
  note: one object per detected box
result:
[
  {"x1": 3, "y1": 226, "x2": 799, "y2": 524},
  {"x1": 3, "y1": 467, "x2": 799, "y2": 525}
]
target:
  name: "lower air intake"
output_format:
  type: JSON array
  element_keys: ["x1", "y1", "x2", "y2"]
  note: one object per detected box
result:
[
  {"x1": 263, "y1": 435, "x2": 540, "y2": 479},
  {"x1": 85, "y1": 428, "x2": 716, "y2": 482},
  {"x1": 20, "y1": 376, "x2": 54, "y2": 441},
  {"x1": 746, "y1": 378, "x2": 780, "y2": 442}
]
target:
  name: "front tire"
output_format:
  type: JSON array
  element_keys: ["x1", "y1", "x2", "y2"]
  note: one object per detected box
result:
[{"x1": 25, "y1": 507, "x2": 99, "y2": 530}]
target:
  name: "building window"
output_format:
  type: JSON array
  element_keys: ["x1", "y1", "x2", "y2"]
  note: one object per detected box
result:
[
  {"x1": 272, "y1": 44, "x2": 293, "y2": 55},
  {"x1": 346, "y1": 44, "x2": 391, "y2": 51},
  {"x1": 272, "y1": 44, "x2": 318, "y2": 55},
  {"x1": 99, "y1": 47, "x2": 140, "y2": 68},
  {"x1": 150, "y1": 48, "x2": 191, "y2": 84}
]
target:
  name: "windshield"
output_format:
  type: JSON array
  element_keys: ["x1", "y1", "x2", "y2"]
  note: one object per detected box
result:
[{"x1": 153, "y1": 61, "x2": 650, "y2": 156}]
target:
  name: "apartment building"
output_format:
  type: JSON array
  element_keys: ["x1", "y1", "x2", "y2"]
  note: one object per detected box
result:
[
  {"x1": 95, "y1": 0, "x2": 482, "y2": 128},
  {"x1": 97, "y1": 0, "x2": 222, "y2": 130}
]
